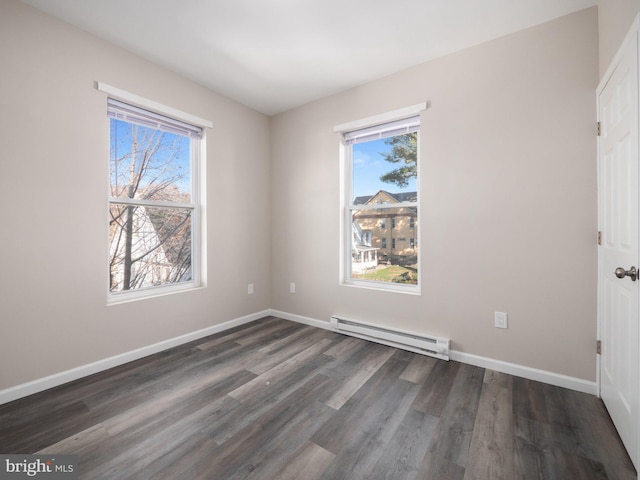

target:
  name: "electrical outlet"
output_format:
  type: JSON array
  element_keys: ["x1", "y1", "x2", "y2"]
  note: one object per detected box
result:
[
  {"x1": 248, "y1": 283, "x2": 254, "y2": 295},
  {"x1": 495, "y1": 311, "x2": 508, "y2": 329},
  {"x1": 290, "y1": 282, "x2": 296, "y2": 294}
]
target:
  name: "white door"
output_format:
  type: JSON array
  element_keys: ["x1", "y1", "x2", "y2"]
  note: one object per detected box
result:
[{"x1": 598, "y1": 21, "x2": 640, "y2": 470}]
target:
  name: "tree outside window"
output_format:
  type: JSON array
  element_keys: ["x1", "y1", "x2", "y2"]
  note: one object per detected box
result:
[{"x1": 108, "y1": 99, "x2": 201, "y2": 296}]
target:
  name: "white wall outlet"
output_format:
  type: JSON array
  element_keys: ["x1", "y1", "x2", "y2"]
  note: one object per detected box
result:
[
  {"x1": 495, "y1": 311, "x2": 508, "y2": 329},
  {"x1": 248, "y1": 283, "x2": 254, "y2": 295},
  {"x1": 289, "y1": 282, "x2": 296, "y2": 294}
]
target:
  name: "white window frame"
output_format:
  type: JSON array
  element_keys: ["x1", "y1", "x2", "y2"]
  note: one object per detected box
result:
[
  {"x1": 335, "y1": 102, "x2": 427, "y2": 294},
  {"x1": 98, "y1": 83, "x2": 212, "y2": 304}
]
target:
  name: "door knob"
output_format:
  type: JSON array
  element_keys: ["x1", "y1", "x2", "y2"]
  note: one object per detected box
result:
[{"x1": 615, "y1": 266, "x2": 637, "y2": 281}]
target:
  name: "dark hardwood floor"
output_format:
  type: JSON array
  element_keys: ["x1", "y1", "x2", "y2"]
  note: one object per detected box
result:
[{"x1": 0, "y1": 317, "x2": 636, "y2": 479}]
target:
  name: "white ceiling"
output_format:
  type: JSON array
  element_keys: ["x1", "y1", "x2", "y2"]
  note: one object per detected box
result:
[{"x1": 21, "y1": 0, "x2": 596, "y2": 115}]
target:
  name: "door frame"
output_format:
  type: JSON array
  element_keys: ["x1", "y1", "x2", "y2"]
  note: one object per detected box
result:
[{"x1": 597, "y1": 13, "x2": 640, "y2": 470}]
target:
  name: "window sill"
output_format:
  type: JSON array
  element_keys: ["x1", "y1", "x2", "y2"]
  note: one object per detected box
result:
[
  {"x1": 107, "y1": 282, "x2": 204, "y2": 306},
  {"x1": 340, "y1": 280, "x2": 421, "y2": 296}
]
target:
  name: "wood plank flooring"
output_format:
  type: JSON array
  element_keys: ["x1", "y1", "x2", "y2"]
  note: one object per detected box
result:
[{"x1": 0, "y1": 316, "x2": 636, "y2": 479}]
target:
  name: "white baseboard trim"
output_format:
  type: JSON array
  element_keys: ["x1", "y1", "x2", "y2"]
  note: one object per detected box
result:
[
  {"x1": 268, "y1": 309, "x2": 332, "y2": 331},
  {"x1": 0, "y1": 310, "x2": 270, "y2": 406},
  {"x1": 270, "y1": 310, "x2": 598, "y2": 396},
  {"x1": 450, "y1": 350, "x2": 597, "y2": 396}
]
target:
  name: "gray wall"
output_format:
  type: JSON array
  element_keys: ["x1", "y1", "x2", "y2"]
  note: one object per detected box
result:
[
  {"x1": 597, "y1": 0, "x2": 640, "y2": 75},
  {"x1": 0, "y1": 0, "x2": 272, "y2": 390},
  {"x1": 0, "y1": 2, "x2": 602, "y2": 392},
  {"x1": 270, "y1": 8, "x2": 599, "y2": 381}
]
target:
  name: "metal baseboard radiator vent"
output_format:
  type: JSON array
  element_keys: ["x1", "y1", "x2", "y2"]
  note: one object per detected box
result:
[{"x1": 329, "y1": 316, "x2": 450, "y2": 361}]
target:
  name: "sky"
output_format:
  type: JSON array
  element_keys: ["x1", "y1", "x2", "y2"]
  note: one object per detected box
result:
[
  {"x1": 352, "y1": 137, "x2": 417, "y2": 199},
  {"x1": 110, "y1": 119, "x2": 192, "y2": 198}
]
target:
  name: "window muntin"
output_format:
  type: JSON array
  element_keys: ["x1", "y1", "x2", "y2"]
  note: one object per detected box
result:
[
  {"x1": 344, "y1": 115, "x2": 419, "y2": 290},
  {"x1": 108, "y1": 99, "x2": 201, "y2": 298}
]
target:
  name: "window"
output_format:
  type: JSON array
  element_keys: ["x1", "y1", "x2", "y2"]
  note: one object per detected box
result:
[
  {"x1": 337, "y1": 103, "x2": 424, "y2": 291},
  {"x1": 410, "y1": 238, "x2": 415, "y2": 249},
  {"x1": 107, "y1": 97, "x2": 205, "y2": 300}
]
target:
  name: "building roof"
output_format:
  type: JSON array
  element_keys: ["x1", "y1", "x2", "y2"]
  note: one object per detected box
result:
[{"x1": 353, "y1": 190, "x2": 417, "y2": 205}]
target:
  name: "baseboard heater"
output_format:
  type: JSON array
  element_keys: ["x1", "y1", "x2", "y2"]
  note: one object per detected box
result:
[{"x1": 330, "y1": 316, "x2": 450, "y2": 361}]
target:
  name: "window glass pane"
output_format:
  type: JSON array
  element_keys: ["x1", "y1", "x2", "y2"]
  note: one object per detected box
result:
[
  {"x1": 110, "y1": 119, "x2": 191, "y2": 203},
  {"x1": 109, "y1": 205, "x2": 192, "y2": 292},
  {"x1": 351, "y1": 210, "x2": 418, "y2": 285},
  {"x1": 349, "y1": 125, "x2": 418, "y2": 288},
  {"x1": 352, "y1": 132, "x2": 417, "y2": 201}
]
